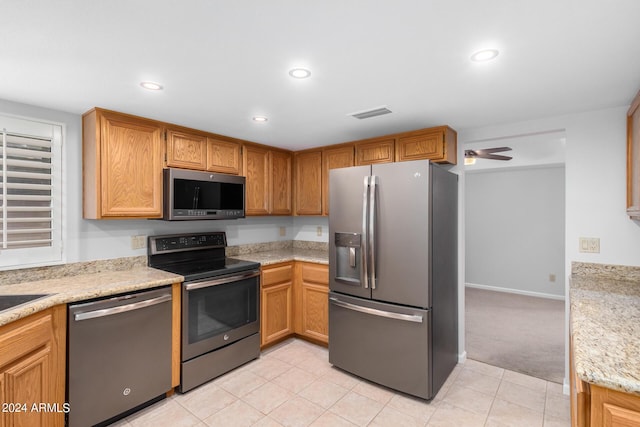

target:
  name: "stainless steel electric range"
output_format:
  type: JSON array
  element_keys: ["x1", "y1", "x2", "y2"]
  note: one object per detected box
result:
[{"x1": 148, "y1": 231, "x2": 261, "y2": 393}]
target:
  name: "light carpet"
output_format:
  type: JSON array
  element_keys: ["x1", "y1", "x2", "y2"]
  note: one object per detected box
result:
[{"x1": 465, "y1": 286, "x2": 565, "y2": 384}]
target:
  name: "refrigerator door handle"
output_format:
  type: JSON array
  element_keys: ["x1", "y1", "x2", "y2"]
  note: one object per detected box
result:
[
  {"x1": 362, "y1": 176, "x2": 370, "y2": 289},
  {"x1": 369, "y1": 175, "x2": 377, "y2": 289},
  {"x1": 329, "y1": 297, "x2": 423, "y2": 323}
]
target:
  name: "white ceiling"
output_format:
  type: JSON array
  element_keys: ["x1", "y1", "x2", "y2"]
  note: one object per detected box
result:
[{"x1": 2, "y1": 1, "x2": 640, "y2": 151}]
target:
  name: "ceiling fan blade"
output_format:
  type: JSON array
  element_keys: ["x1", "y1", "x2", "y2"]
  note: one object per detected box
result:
[
  {"x1": 474, "y1": 146, "x2": 512, "y2": 155},
  {"x1": 477, "y1": 153, "x2": 512, "y2": 161}
]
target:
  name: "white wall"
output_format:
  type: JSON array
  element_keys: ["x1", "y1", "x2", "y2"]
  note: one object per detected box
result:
[{"x1": 465, "y1": 166, "x2": 565, "y2": 298}]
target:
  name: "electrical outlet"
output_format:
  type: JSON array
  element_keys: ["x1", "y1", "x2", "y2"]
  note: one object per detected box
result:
[
  {"x1": 131, "y1": 235, "x2": 146, "y2": 250},
  {"x1": 316, "y1": 226, "x2": 322, "y2": 237},
  {"x1": 579, "y1": 237, "x2": 600, "y2": 253},
  {"x1": 279, "y1": 226, "x2": 286, "y2": 237}
]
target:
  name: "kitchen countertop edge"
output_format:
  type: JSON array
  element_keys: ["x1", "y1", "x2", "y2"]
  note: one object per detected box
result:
[
  {"x1": 0, "y1": 267, "x2": 184, "y2": 327},
  {"x1": 232, "y1": 248, "x2": 328, "y2": 266},
  {"x1": 570, "y1": 274, "x2": 640, "y2": 396}
]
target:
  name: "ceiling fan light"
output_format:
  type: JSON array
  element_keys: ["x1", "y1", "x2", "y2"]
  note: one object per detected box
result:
[{"x1": 464, "y1": 157, "x2": 476, "y2": 165}]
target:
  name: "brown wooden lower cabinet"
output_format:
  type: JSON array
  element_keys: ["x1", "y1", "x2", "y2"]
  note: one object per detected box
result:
[
  {"x1": 261, "y1": 261, "x2": 329, "y2": 348},
  {"x1": 261, "y1": 262, "x2": 294, "y2": 347},
  {"x1": 294, "y1": 262, "x2": 329, "y2": 344},
  {"x1": 571, "y1": 334, "x2": 640, "y2": 427},
  {"x1": 0, "y1": 305, "x2": 66, "y2": 427},
  {"x1": 589, "y1": 385, "x2": 640, "y2": 426}
]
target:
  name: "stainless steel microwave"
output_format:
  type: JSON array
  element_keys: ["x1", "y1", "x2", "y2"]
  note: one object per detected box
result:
[{"x1": 163, "y1": 168, "x2": 245, "y2": 220}]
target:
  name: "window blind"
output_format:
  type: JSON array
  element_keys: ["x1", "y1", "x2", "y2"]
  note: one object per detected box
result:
[{"x1": 0, "y1": 129, "x2": 54, "y2": 249}]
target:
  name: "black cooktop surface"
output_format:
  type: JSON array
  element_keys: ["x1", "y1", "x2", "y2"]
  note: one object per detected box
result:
[{"x1": 156, "y1": 257, "x2": 260, "y2": 282}]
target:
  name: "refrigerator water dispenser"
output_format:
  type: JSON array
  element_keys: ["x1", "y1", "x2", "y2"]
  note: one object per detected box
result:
[{"x1": 334, "y1": 232, "x2": 362, "y2": 284}]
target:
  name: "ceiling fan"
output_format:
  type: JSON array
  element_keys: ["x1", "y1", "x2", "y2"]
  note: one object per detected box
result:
[{"x1": 464, "y1": 146, "x2": 513, "y2": 162}]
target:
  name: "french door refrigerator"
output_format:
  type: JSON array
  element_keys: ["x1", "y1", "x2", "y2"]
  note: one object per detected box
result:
[{"x1": 328, "y1": 159, "x2": 458, "y2": 400}]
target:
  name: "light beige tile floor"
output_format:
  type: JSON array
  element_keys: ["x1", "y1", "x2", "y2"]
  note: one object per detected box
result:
[{"x1": 110, "y1": 338, "x2": 570, "y2": 427}]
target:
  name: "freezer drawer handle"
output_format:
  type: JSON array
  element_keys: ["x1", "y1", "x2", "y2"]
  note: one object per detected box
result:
[
  {"x1": 329, "y1": 297, "x2": 423, "y2": 323},
  {"x1": 74, "y1": 294, "x2": 172, "y2": 321},
  {"x1": 184, "y1": 270, "x2": 261, "y2": 291}
]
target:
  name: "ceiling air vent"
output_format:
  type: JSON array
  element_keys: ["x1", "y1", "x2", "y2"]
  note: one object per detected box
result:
[{"x1": 349, "y1": 106, "x2": 392, "y2": 120}]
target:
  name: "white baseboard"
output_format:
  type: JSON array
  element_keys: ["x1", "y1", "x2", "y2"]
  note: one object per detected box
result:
[
  {"x1": 465, "y1": 282, "x2": 565, "y2": 301},
  {"x1": 458, "y1": 350, "x2": 467, "y2": 364}
]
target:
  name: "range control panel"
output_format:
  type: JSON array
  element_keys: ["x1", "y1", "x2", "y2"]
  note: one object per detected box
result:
[{"x1": 148, "y1": 232, "x2": 227, "y2": 254}]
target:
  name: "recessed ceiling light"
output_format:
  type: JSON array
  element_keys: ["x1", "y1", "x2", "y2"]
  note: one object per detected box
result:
[
  {"x1": 288, "y1": 68, "x2": 311, "y2": 79},
  {"x1": 470, "y1": 49, "x2": 499, "y2": 62},
  {"x1": 140, "y1": 81, "x2": 163, "y2": 90},
  {"x1": 252, "y1": 116, "x2": 268, "y2": 123}
]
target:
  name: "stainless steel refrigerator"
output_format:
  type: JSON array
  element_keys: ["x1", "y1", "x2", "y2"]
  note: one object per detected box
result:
[{"x1": 328, "y1": 159, "x2": 458, "y2": 400}]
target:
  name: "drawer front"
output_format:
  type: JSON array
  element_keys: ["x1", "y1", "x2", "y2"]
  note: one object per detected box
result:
[{"x1": 262, "y1": 263, "x2": 294, "y2": 287}]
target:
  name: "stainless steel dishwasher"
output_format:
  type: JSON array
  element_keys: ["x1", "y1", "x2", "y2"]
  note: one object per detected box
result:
[{"x1": 67, "y1": 286, "x2": 172, "y2": 427}]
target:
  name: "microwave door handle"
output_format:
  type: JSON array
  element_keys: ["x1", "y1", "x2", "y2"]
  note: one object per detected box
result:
[
  {"x1": 192, "y1": 186, "x2": 200, "y2": 209},
  {"x1": 362, "y1": 176, "x2": 369, "y2": 289}
]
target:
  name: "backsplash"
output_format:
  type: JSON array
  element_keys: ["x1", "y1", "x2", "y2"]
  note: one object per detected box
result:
[{"x1": 572, "y1": 262, "x2": 640, "y2": 282}]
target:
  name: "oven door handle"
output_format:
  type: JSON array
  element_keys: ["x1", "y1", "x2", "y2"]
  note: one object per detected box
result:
[{"x1": 184, "y1": 270, "x2": 261, "y2": 291}]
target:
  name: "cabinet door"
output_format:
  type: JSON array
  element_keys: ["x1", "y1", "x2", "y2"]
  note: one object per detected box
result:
[
  {"x1": 322, "y1": 145, "x2": 354, "y2": 216},
  {"x1": 354, "y1": 138, "x2": 395, "y2": 165},
  {"x1": 627, "y1": 89, "x2": 640, "y2": 219},
  {"x1": 96, "y1": 111, "x2": 164, "y2": 218},
  {"x1": 243, "y1": 145, "x2": 271, "y2": 215},
  {"x1": 271, "y1": 150, "x2": 292, "y2": 215},
  {"x1": 207, "y1": 138, "x2": 241, "y2": 175},
  {"x1": 299, "y1": 263, "x2": 329, "y2": 344},
  {"x1": 166, "y1": 130, "x2": 207, "y2": 170},
  {"x1": 591, "y1": 384, "x2": 640, "y2": 427},
  {"x1": 295, "y1": 151, "x2": 323, "y2": 215},
  {"x1": 570, "y1": 335, "x2": 590, "y2": 427},
  {"x1": 261, "y1": 263, "x2": 294, "y2": 347},
  {"x1": 0, "y1": 306, "x2": 66, "y2": 427},
  {"x1": 395, "y1": 126, "x2": 457, "y2": 164}
]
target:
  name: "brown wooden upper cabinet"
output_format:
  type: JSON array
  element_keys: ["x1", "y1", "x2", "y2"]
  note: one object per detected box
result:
[
  {"x1": 83, "y1": 108, "x2": 164, "y2": 219},
  {"x1": 396, "y1": 126, "x2": 457, "y2": 164},
  {"x1": 207, "y1": 137, "x2": 242, "y2": 175},
  {"x1": 166, "y1": 129, "x2": 242, "y2": 175},
  {"x1": 243, "y1": 144, "x2": 292, "y2": 216},
  {"x1": 322, "y1": 145, "x2": 354, "y2": 216},
  {"x1": 294, "y1": 150, "x2": 323, "y2": 216},
  {"x1": 293, "y1": 145, "x2": 354, "y2": 216},
  {"x1": 165, "y1": 129, "x2": 208, "y2": 170},
  {"x1": 354, "y1": 137, "x2": 395, "y2": 165},
  {"x1": 627, "y1": 89, "x2": 640, "y2": 220}
]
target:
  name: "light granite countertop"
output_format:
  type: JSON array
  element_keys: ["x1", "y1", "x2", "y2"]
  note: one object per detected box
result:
[
  {"x1": 233, "y1": 248, "x2": 328, "y2": 266},
  {"x1": 570, "y1": 273, "x2": 640, "y2": 395},
  {"x1": 0, "y1": 267, "x2": 183, "y2": 327}
]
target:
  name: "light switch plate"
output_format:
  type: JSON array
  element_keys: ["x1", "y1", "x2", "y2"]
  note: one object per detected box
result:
[
  {"x1": 579, "y1": 237, "x2": 600, "y2": 253},
  {"x1": 131, "y1": 235, "x2": 146, "y2": 250}
]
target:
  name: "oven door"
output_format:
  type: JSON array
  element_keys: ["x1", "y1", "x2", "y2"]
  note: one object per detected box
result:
[{"x1": 182, "y1": 269, "x2": 260, "y2": 361}]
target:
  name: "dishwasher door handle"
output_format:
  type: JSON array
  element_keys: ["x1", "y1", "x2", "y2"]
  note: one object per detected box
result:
[{"x1": 73, "y1": 293, "x2": 172, "y2": 321}]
